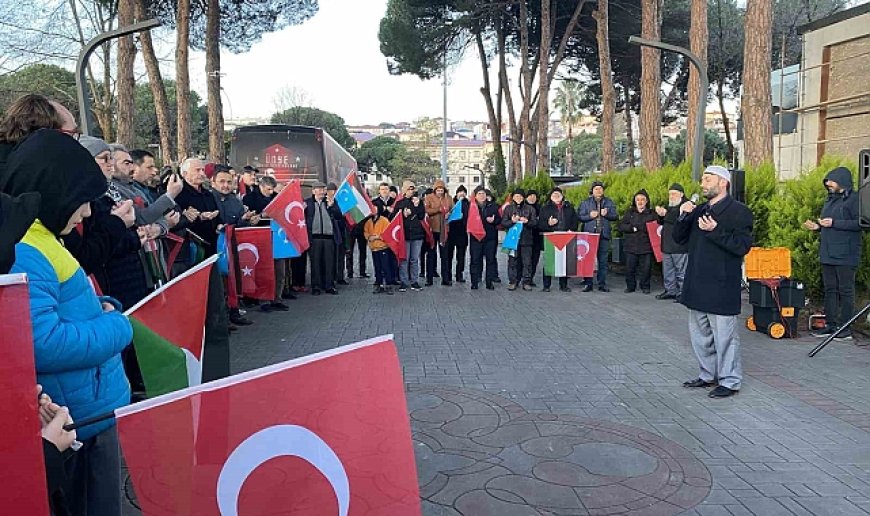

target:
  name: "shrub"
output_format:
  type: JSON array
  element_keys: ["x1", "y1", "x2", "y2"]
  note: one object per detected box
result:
[
  {"x1": 505, "y1": 170, "x2": 555, "y2": 200},
  {"x1": 744, "y1": 162, "x2": 777, "y2": 247}
]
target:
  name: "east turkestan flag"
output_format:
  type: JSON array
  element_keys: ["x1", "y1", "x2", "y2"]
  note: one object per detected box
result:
[
  {"x1": 263, "y1": 179, "x2": 309, "y2": 253},
  {"x1": 335, "y1": 172, "x2": 373, "y2": 224},
  {"x1": 125, "y1": 256, "x2": 217, "y2": 398},
  {"x1": 543, "y1": 231, "x2": 580, "y2": 277},
  {"x1": 116, "y1": 335, "x2": 421, "y2": 515}
]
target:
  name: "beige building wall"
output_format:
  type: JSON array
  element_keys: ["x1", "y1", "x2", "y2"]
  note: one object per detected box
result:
[{"x1": 798, "y1": 10, "x2": 870, "y2": 179}]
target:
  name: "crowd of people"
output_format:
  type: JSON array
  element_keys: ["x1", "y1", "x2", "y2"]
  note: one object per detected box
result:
[{"x1": 0, "y1": 92, "x2": 862, "y2": 514}]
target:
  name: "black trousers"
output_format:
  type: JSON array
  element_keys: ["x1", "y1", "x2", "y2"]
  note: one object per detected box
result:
[
  {"x1": 822, "y1": 264, "x2": 857, "y2": 328},
  {"x1": 469, "y1": 239, "x2": 497, "y2": 286},
  {"x1": 335, "y1": 240, "x2": 346, "y2": 281},
  {"x1": 345, "y1": 232, "x2": 368, "y2": 275},
  {"x1": 530, "y1": 236, "x2": 542, "y2": 281},
  {"x1": 310, "y1": 238, "x2": 336, "y2": 290},
  {"x1": 625, "y1": 252, "x2": 652, "y2": 291},
  {"x1": 542, "y1": 275, "x2": 568, "y2": 289},
  {"x1": 291, "y1": 252, "x2": 307, "y2": 287},
  {"x1": 508, "y1": 244, "x2": 534, "y2": 285},
  {"x1": 425, "y1": 233, "x2": 444, "y2": 280},
  {"x1": 445, "y1": 239, "x2": 468, "y2": 281}
]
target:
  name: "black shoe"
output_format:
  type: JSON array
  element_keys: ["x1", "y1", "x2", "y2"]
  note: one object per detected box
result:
[
  {"x1": 228, "y1": 323, "x2": 238, "y2": 332},
  {"x1": 433, "y1": 272, "x2": 440, "y2": 278},
  {"x1": 373, "y1": 285, "x2": 384, "y2": 294},
  {"x1": 522, "y1": 284, "x2": 533, "y2": 291},
  {"x1": 260, "y1": 303, "x2": 274, "y2": 313},
  {"x1": 312, "y1": 289, "x2": 323, "y2": 296},
  {"x1": 441, "y1": 280, "x2": 452, "y2": 286},
  {"x1": 471, "y1": 283, "x2": 479, "y2": 290},
  {"x1": 359, "y1": 272, "x2": 370, "y2": 278},
  {"x1": 457, "y1": 276, "x2": 466, "y2": 283},
  {"x1": 326, "y1": 288, "x2": 339, "y2": 295},
  {"x1": 398, "y1": 284, "x2": 408, "y2": 292},
  {"x1": 507, "y1": 283, "x2": 517, "y2": 291},
  {"x1": 529, "y1": 281, "x2": 537, "y2": 287},
  {"x1": 683, "y1": 378, "x2": 716, "y2": 388},
  {"x1": 598, "y1": 286, "x2": 610, "y2": 292},
  {"x1": 542, "y1": 287, "x2": 551, "y2": 292},
  {"x1": 337, "y1": 279, "x2": 349, "y2": 286},
  {"x1": 624, "y1": 288, "x2": 636, "y2": 293},
  {"x1": 673, "y1": 298, "x2": 681, "y2": 303},
  {"x1": 486, "y1": 283, "x2": 495, "y2": 290},
  {"x1": 708, "y1": 386, "x2": 737, "y2": 398},
  {"x1": 347, "y1": 272, "x2": 354, "y2": 278},
  {"x1": 385, "y1": 286, "x2": 394, "y2": 295},
  {"x1": 271, "y1": 302, "x2": 290, "y2": 311},
  {"x1": 582, "y1": 285, "x2": 593, "y2": 293},
  {"x1": 834, "y1": 331, "x2": 853, "y2": 342},
  {"x1": 281, "y1": 290, "x2": 297, "y2": 300},
  {"x1": 425, "y1": 279, "x2": 434, "y2": 286},
  {"x1": 656, "y1": 292, "x2": 675, "y2": 300},
  {"x1": 642, "y1": 289, "x2": 651, "y2": 294},
  {"x1": 410, "y1": 283, "x2": 423, "y2": 291},
  {"x1": 229, "y1": 315, "x2": 253, "y2": 326},
  {"x1": 493, "y1": 278, "x2": 502, "y2": 283},
  {"x1": 560, "y1": 287, "x2": 572, "y2": 293},
  {"x1": 812, "y1": 326, "x2": 837, "y2": 338}
]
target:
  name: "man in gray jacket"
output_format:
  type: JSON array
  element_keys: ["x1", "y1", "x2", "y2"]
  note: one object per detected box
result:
[{"x1": 804, "y1": 166, "x2": 863, "y2": 341}]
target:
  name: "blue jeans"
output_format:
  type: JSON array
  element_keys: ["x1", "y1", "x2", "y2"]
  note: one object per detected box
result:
[
  {"x1": 372, "y1": 249, "x2": 395, "y2": 286},
  {"x1": 66, "y1": 425, "x2": 121, "y2": 516},
  {"x1": 399, "y1": 239, "x2": 423, "y2": 285},
  {"x1": 584, "y1": 237, "x2": 610, "y2": 287}
]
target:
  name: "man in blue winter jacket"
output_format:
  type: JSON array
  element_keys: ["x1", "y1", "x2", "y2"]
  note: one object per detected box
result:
[
  {"x1": 804, "y1": 166, "x2": 863, "y2": 341},
  {"x1": 578, "y1": 181, "x2": 619, "y2": 292}
]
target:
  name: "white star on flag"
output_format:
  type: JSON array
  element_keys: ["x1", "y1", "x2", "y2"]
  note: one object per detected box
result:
[
  {"x1": 242, "y1": 266, "x2": 253, "y2": 276},
  {"x1": 297, "y1": 219, "x2": 306, "y2": 228}
]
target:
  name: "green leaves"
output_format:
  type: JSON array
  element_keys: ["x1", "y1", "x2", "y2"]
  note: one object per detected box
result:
[{"x1": 270, "y1": 106, "x2": 355, "y2": 150}]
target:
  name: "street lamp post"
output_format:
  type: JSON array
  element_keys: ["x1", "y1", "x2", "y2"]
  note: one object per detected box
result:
[
  {"x1": 441, "y1": 50, "x2": 448, "y2": 183},
  {"x1": 628, "y1": 36, "x2": 708, "y2": 182}
]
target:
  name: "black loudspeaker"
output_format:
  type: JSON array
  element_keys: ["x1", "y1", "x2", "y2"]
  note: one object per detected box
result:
[
  {"x1": 859, "y1": 150, "x2": 870, "y2": 228},
  {"x1": 729, "y1": 169, "x2": 746, "y2": 203}
]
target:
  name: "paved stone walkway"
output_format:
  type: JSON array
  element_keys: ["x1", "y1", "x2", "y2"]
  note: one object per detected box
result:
[{"x1": 124, "y1": 255, "x2": 870, "y2": 515}]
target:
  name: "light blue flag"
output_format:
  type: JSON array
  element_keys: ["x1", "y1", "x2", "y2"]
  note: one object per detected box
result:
[
  {"x1": 446, "y1": 201, "x2": 463, "y2": 223},
  {"x1": 502, "y1": 221, "x2": 523, "y2": 252},
  {"x1": 216, "y1": 230, "x2": 229, "y2": 275},
  {"x1": 271, "y1": 219, "x2": 300, "y2": 259}
]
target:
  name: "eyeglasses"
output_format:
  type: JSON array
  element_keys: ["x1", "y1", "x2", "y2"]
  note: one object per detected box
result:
[
  {"x1": 56, "y1": 128, "x2": 81, "y2": 141},
  {"x1": 406, "y1": 186, "x2": 416, "y2": 190}
]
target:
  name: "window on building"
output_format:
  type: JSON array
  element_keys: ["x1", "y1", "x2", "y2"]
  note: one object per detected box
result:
[
  {"x1": 473, "y1": 176, "x2": 480, "y2": 183},
  {"x1": 376, "y1": 174, "x2": 382, "y2": 180},
  {"x1": 459, "y1": 151, "x2": 467, "y2": 160},
  {"x1": 459, "y1": 176, "x2": 466, "y2": 183},
  {"x1": 473, "y1": 151, "x2": 481, "y2": 158}
]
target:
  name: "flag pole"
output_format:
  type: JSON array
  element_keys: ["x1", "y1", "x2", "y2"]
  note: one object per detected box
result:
[{"x1": 63, "y1": 411, "x2": 115, "y2": 432}]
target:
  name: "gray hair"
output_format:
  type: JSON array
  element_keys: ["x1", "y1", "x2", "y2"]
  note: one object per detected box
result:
[
  {"x1": 109, "y1": 143, "x2": 128, "y2": 153},
  {"x1": 180, "y1": 157, "x2": 202, "y2": 174},
  {"x1": 258, "y1": 175, "x2": 277, "y2": 188}
]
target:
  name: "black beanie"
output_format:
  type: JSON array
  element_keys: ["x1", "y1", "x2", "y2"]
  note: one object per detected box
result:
[
  {"x1": 473, "y1": 185, "x2": 486, "y2": 195},
  {"x1": 512, "y1": 188, "x2": 526, "y2": 197},
  {"x1": 527, "y1": 189, "x2": 538, "y2": 197},
  {"x1": 456, "y1": 184, "x2": 467, "y2": 194},
  {"x1": 669, "y1": 183, "x2": 685, "y2": 193},
  {"x1": 589, "y1": 181, "x2": 605, "y2": 194}
]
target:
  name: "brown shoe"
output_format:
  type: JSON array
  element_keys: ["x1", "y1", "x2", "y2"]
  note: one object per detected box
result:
[
  {"x1": 507, "y1": 283, "x2": 517, "y2": 291},
  {"x1": 522, "y1": 284, "x2": 533, "y2": 291}
]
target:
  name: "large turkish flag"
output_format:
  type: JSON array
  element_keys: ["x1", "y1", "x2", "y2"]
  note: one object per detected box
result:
[
  {"x1": 234, "y1": 227, "x2": 275, "y2": 300},
  {"x1": 576, "y1": 232, "x2": 601, "y2": 278},
  {"x1": 263, "y1": 179, "x2": 310, "y2": 253},
  {"x1": 381, "y1": 212, "x2": 406, "y2": 261},
  {"x1": 647, "y1": 220, "x2": 663, "y2": 263},
  {"x1": 117, "y1": 335, "x2": 420, "y2": 516},
  {"x1": 0, "y1": 274, "x2": 49, "y2": 515}
]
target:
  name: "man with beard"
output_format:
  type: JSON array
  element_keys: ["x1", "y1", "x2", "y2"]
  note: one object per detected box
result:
[
  {"x1": 675, "y1": 166, "x2": 753, "y2": 399},
  {"x1": 655, "y1": 184, "x2": 689, "y2": 301}
]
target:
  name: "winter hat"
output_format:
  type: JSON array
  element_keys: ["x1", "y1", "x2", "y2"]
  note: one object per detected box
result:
[
  {"x1": 473, "y1": 185, "x2": 486, "y2": 195},
  {"x1": 589, "y1": 180, "x2": 605, "y2": 194},
  {"x1": 550, "y1": 186, "x2": 563, "y2": 195},
  {"x1": 456, "y1": 184, "x2": 467, "y2": 194},
  {"x1": 512, "y1": 187, "x2": 526, "y2": 198},
  {"x1": 311, "y1": 180, "x2": 326, "y2": 188},
  {"x1": 78, "y1": 134, "x2": 111, "y2": 157},
  {"x1": 704, "y1": 165, "x2": 731, "y2": 183},
  {"x1": 668, "y1": 183, "x2": 685, "y2": 193},
  {"x1": 203, "y1": 163, "x2": 216, "y2": 180},
  {"x1": 2, "y1": 129, "x2": 106, "y2": 236},
  {"x1": 527, "y1": 189, "x2": 539, "y2": 197},
  {"x1": 326, "y1": 182, "x2": 338, "y2": 191},
  {"x1": 433, "y1": 179, "x2": 447, "y2": 191}
]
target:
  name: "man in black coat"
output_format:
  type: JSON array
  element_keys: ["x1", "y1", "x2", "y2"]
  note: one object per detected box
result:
[
  {"x1": 804, "y1": 166, "x2": 863, "y2": 340},
  {"x1": 305, "y1": 181, "x2": 342, "y2": 295},
  {"x1": 674, "y1": 166, "x2": 753, "y2": 399},
  {"x1": 654, "y1": 183, "x2": 690, "y2": 300},
  {"x1": 446, "y1": 185, "x2": 470, "y2": 283},
  {"x1": 468, "y1": 185, "x2": 501, "y2": 290},
  {"x1": 502, "y1": 188, "x2": 538, "y2": 291},
  {"x1": 617, "y1": 189, "x2": 658, "y2": 294},
  {"x1": 174, "y1": 158, "x2": 220, "y2": 259},
  {"x1": 537, "y1": 187, "x2": 578, "y2": 292}
]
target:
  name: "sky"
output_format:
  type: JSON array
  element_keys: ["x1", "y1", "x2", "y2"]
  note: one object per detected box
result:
[{"x1": 186, "y1": 0, "x2": 496, "y2": 126}]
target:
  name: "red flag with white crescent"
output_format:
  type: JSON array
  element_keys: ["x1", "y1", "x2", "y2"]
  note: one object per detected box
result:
[
  {"x1": 263, "y1": 179, "x2": 310, "y2": 253},
  {"x1": 467, "y1": 200, "x2": 486, "y2": 241},
  {"x1": 576, "y1": 232, "x2": 601, "y2": 278},
  {"x1": 646, "y1": 220, "x2": 663, "y2": 263},
  {"x1": 382, "y1": 212, "x2": 407, "y2": 260},
  {"x1": 116, "y1": 335, "x2": 421, "y2": 516},
  {"x1": 234, "y1": 227, "x2": 275, "y2": 300},
  {"x1": 0, "y1": 274, "x2": 50, "y2": 516},
  {"x1": 421, "y1": 215, "x2": 435, "y2": 248}
]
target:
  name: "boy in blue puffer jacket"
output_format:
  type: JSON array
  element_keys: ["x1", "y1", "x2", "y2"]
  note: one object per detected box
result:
[{"x1": 2, "y1": 129, "x2": 133, "y2": 516}]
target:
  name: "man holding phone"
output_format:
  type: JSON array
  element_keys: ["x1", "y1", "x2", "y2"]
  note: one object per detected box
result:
[
  {"x1": 804, "y1": 166, "x2": 862, "y2": 341},
  {"x1": 173, "y1": 158, "x2": 220, "y2": 261}
]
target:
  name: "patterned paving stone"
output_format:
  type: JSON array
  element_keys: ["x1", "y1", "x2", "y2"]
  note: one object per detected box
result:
[{"x1": 409, "y1": 385, "x2": 712, "y2": 515}]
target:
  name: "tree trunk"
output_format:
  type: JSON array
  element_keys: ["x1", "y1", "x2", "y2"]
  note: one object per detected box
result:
[
  {"x1": 96, "y1": 43, "x2": 114, "y2": 141},
  {"x1": 116, "y1": 0, "x2": 136, "y2": 148},
  {"x1": 475, "y1": 27, "x2": 504, "y2": 182},
  {"x1": 742, "y1": 0, "x2": 773, "y2": 168},
  {"x1": 206, "y1": 0, "x2": 224, "y2": 163},
  {"x1": 176, "y1": 0, "x2": 192, "y2": 162},
  {"x1": 518, "y1": 1, "x2": 537, "y2": 178},
  {"x1": 135, "y1": 0, "x2": 175, "y2": 164},
  {"x1": 639, "y1": 0, "x2": 662, "y2": 170},
  {"x1": 535, "y1": 0, "x2": 553, "y2": 172},
  {"x1": 498, "y1": 21, "x2": 521, "y2": 183},
  {"x1": 685, "y1": 0, "x2": 708, "y2": 162},
  {"x1": 623, "y1": 86, "x2": 637, "y2": 168},
  {"x1": 717, "y1": 79, "x2": 735, "y2": 166},
  {"x1": 594, "y1": 0, "x2": 616, "y2": 173}
]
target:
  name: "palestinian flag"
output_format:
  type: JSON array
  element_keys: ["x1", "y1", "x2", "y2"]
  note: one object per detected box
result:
[
  {"x1": 335, "y1": 172, "x2": 373, "y2": 224},
  {"x1": 543, "y1": 231, "x2": 580, "y2": 277},
  {"x1": 125, "y1": 256, "x2": 217, "y2": 398}
]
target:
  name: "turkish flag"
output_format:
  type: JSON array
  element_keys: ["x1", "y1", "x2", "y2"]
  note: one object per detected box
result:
[
  {"x1": 117, "y1": 335, "x2": 421, "y2": 515},
  {"x1": 382, "y1": 212, "x2": 406, "y2": 260},
  {"x1": 647, "y1": 220, "x2": 663, "y2": 263},
  {"x1": 0, "y1": 274, "x2": 49, "y2": 516},
  {"x1": 421, "y1": 215, "x2": 435, "y2": 248},
  {"x1": 234, "y1": 227, "x2": 275, "y2": 300},
  {"x1": 263, "y1": 179, "x2": 310, "y2": 253},
  {"x1": 576, "y1": 232, "x2": 601, "y2": 278},
  {"x1": 467, "y1": 201, "x2": 486, "y2": 241}
]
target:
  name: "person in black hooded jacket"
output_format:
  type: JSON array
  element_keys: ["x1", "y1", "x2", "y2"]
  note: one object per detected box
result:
[
  {"x1": 803, "y1": 166, "x2": 863, "y2": 340},
  {"x1": 445, "y1": 185, "x2": 470, "y2": 283},
  {"x1": 617, "y1": 189, "x2": 658, "y2": 293},
  {"x1": 537, "y1": 187, "x2": 578, "y2": 292}
]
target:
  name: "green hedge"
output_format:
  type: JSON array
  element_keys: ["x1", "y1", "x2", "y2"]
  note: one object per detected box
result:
[{"x1": 558, "y1": 158, "x2": 868, "y2": 303}]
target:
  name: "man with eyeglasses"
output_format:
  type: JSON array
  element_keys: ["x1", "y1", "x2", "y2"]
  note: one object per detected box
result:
[
  {"x1": 110, "y1": 145, "x2": 181, "y2": 231},
  {"x1": 394, "y1": 180, "x2": 426, "y2": 292}
]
